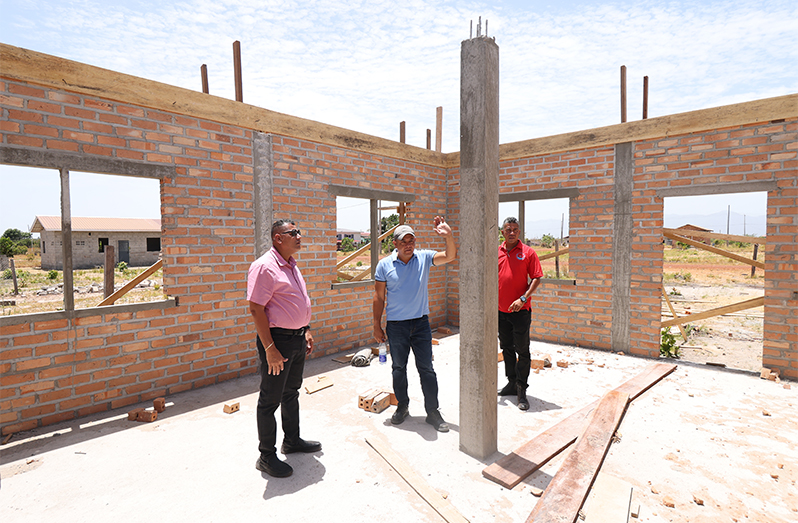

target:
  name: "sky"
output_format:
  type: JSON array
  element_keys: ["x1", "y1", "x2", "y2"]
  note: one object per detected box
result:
[{"x1": 1, "y1": 0, "x2": 795, "y2": 237}]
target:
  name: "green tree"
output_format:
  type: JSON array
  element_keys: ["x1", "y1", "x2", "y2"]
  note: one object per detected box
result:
[
  {"x1": 0, "y1": 237, "x2": 27, "y2": 256},
  {"x1": 340, "y1": 237, "x2": 356, "y2": 252},
  {"x1": 380, "y1": 214, "x2": 400, "y2": 253},
  {"x1": 2, "y1": 228, "x2": 31, "y2": 242},
  {"x1": 541, "y1": 234, "x2": 555, "y2": 248}
]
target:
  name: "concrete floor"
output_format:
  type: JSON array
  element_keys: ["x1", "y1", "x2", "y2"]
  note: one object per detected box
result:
[{"x1": 1, "y1": 333, "x2": 796, "y2": 523}]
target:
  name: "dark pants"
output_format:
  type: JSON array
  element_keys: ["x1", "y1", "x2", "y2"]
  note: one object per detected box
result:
[
  {"x1": 498, "y1": 309, "x2": 531, "y2": 391},
  {"x1": 256, "y1": 330, "x2": 306, "y2": 457},
  {"x1": 386, "y1": 315, "x2": 439, "y2": 413}
]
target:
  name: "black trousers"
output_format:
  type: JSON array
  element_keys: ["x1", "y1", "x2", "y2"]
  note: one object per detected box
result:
[
  {"x1": 256, "y1": 330, "x2": 306, "y2": 457},
  {"x1": 498, "y1": 309, "x2": 531, "y2": 390}
]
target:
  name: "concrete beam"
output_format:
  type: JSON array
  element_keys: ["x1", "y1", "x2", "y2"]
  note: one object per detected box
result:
[{"x1": 458, "y1": 36, "x2": 499, "y2": 459}]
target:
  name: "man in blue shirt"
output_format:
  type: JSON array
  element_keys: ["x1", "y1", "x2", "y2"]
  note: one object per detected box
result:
[{"x1": 372, "y1": 217, "x2": 457, "y2": 432}]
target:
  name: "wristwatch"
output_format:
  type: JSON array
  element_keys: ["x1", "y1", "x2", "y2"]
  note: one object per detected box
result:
[{"x1": 519, "y1": 296, "x2": 527, "y2": 303}]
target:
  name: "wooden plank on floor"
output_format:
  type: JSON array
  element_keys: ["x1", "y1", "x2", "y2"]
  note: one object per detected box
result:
[
  {"x1": 366, "y1": 436, "x2": 470, "y2": 523},
  {"x1": 525, "y1": 390, "x2": 630, "y2": 523},
  {"x1": 304, "y1": 375, "x2": 333, "y2": 394},
  {"x1": 482, "y1": 363, "x2": 675, "y2": 489},
  {"x1": 483, "y1": 401, "x2": 597, "y2": 489},
  {"x1": 582, "y1": 473, "x2": 633, "y2": 523}
]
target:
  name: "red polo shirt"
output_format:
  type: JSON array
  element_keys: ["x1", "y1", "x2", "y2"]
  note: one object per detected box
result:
[{"x1": 498, "y1": 241, "x2": 543, "y2": 313}]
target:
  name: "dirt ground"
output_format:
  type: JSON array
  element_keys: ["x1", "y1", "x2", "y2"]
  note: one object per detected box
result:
[{"x1": 661, "y1": 263, "x2": 765, "y2": 373}]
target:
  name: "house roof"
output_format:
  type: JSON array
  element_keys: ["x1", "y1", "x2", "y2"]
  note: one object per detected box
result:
[
  {"x1": 677, "y1": 224, "x2": 713, "y2": 232},
  {"x1": 30, "y1": 216, "x2": 162, "y2": 233}
]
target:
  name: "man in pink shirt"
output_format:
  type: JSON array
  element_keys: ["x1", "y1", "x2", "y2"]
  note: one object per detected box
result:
[{"x1": 248, "y1": 219, "x2": 320, "y2": 478}]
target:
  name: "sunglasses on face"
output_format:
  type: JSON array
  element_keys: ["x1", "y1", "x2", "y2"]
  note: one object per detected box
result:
[{"x1": 280, "y1": 229, "x2": 301, "y2": 237}]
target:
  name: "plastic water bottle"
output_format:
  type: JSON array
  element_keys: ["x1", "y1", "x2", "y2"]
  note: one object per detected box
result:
[{"x1": 378, "y1": 343, "x2": 387, "y2": 364}]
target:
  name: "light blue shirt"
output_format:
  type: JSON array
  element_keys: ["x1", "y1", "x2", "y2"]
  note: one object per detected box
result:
[{"x1": 375, "y1": 249, "x2": 436, "y2": 321}]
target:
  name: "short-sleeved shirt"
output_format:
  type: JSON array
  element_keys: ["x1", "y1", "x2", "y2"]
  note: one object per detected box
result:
[
  {"x1": 498, "y1": 241, "x2": 543, "y2": 313},
  {"x1": 375, "y1": 249, "x2": 436, "y2": 321},
  {"x1": 247, "y1": 247, "x2": 311, "y2": 329}
]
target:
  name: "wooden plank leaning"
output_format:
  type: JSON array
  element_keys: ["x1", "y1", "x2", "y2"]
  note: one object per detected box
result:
[
  {"x1": 524, "y1": 390, "x2": 630, "y2": 523},
  {"x1": 482, "y1": 363, "x2": 676, "y2": 489}
]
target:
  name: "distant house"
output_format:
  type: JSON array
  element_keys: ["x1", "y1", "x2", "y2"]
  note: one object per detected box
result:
[
  {"x1": 336, "y1": 229, "x2": 366, "y2": 250},
  {"x1": 673, "y1": 224, "x2": 713, "y2": 245},
  {"x1": 30, "y1": 216, "x2": 162, "y2": 270}
]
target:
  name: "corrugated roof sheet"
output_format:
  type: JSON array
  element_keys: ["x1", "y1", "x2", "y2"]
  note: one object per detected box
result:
[{"x1": 30, "y1": 216, "x2": 162, "y2": 233}]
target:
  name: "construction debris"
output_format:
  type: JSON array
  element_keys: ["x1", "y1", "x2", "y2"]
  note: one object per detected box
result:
[
  {"x1": 351, "y1": 348, "x2": 374, "y2": 367},
  {"x1": 128, "y1": 408, "x2": 144, "y2": 421},
  {"x1": 557, "y1": 360, "x2": 569, "y2": 368},
  {"x1": 663, "y1": 496, "x2": 675, "y2": 508},
  {"x1": 332, "y1": 353, "x2": 355, "y2": 364},
  {"x1": 304, "y1": 376, "x2": 333, "y2": 394},
  {"x1": 153, "y1": 397, "x2": 166, "y2": 412},
  {"x1": 224, "y1": 402, "x2": 240, "y2": 414},
  {"x1": 135, "y1": 409, "x2": 157, "y2": 423},
  {"x1": 693, "y1": 494, "x2": 704, "y2": 505},
  {"x1": 437, "y1": 327, "x2": 453, "y2": 335}
]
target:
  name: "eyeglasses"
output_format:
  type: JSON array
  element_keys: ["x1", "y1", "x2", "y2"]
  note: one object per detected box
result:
[{"x1": 280, "y1": 229, "x2": 301, "y2": 237}]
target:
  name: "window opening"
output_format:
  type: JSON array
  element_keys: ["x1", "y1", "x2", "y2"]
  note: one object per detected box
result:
[{"x1": 661, "y1": 192, "x2": 766, "y2": 372}]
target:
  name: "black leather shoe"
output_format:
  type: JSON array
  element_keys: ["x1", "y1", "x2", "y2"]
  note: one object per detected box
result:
[
  {"x1": 256, "y1": 454, "x2": 293, "y2": 477},
  {"x1": 281, "y1": 438, "x2": 322, "y2": 454},
  {"x1": 517, "y1": 384, "x2": 529, "y2": 411},
  {"x1": 391, "y1": 405, "x2": 409, "y2": 425},
  {"x1": 425, "y1": 410, "x2": 449, "y2": 432},
  {"x1": 498, "y1": 382, "x2": 516, "y2": 396}
]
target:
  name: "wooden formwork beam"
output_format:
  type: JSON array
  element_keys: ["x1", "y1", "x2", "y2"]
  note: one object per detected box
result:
[
  {"x1": 664, "y1": 231, "x2": 766, "y2": 269},
  {"x1": 98, "y1": 259, "x2": 163, "y2": 306},
  {"x1": 661, "y1": 296, "x2": 764, "y2": 328}
]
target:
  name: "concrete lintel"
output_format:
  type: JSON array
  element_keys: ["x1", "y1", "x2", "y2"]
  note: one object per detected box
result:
[
  {"x1": 657, "y1": 180, "x2": 779, "y2": 199},
  {"x1": 0, "y1": 298, "x2": 178, "y2": 327},
  {"x1": 328, "y1": 184, "x2": 416, "y2": 202},
  {"x1": 0, "y1": 145, "x2": 174, "y2": 179},
  {"x1": 499, "y1": 188, "x2": 581, "y2": 202}
]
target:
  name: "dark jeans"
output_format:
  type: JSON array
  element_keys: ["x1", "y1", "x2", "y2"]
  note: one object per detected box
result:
[
  {"x1": 498, "y1": 309, "x2": 531, "y2": 391},
  {"x1": 386, "y1": 315, "x2": 439, "y2": 413},
  {"x1": 256, "y1": 330, "x2": 306, "y2": 457}
]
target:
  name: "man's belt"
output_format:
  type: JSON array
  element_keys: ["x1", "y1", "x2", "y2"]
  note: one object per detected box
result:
[{"x1": 270, "y1": 326, "x2": 308, "y2": 337}]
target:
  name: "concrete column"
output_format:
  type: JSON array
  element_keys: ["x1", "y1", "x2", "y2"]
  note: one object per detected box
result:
[
  {"x1": 60, "y1": 167, "x2": 74, "y2": 311},
  {"x1": 611, "y1": 142, "x2": 633, "y2": 353},
  {"x1": 458, "y1": 36, "x2": 499, "y2": 459},
  {"x1": 253, "y1": 132, "x2": 274, "y2": 257}
]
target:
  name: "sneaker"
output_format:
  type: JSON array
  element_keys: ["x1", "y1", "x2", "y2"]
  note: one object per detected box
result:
[
  {"x1": 281, "y1": 438, "x2": 322, "y2": 454},
  {"x1": 425, "y1": 410, "x2": 449, "y2": 432},
  {"x1": 256, "y1": 454, "x2": 293, "y2": 478},
  {"x1": 498, "y1": 382, "x2": 516, "y2": 396},
  {"x1": 391, "y1": 405, "x2": 409, "y2": 425},
  {"x1": 517, "y1": 384, "x2": 529, "y2": 411}
]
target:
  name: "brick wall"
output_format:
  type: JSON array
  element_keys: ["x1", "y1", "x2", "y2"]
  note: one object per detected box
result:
[
  {"x1": 1, "y1": 71, "x2": 795, "y2": 437},
  {"x1": 631, "y1": 121, "x2": 798, "y2": 368},
  {"x1": 0, "y1": 77, "x2": 453, "y2": 435},
  {"x1": 497, "y1": 147, "x2": 617, "y2": 350}
]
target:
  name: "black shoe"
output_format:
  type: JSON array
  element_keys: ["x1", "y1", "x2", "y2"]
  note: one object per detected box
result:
[
  {"x1": 498, "y1": 382, "x2": 516, "y2": 396},
  {"x1": 281, "y1": 438, "x2": 322, "y2": 454},
  {"x1": 517, "y1": 384, "x2": 529, "y2": 411},
  {"x1": 425, "y1": 410, "x2": 449, "y2": 432},
  {"x1": 391, "y1": 405, "x2": 409, "y2": 425},
  {"x1": 256, "y1": 454, "x2": 293, "y2": 478}
]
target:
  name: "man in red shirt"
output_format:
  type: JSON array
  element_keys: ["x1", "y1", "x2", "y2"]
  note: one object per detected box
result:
[{"x1": 497, "y1": 217, "x2": 543, "y2": 410}]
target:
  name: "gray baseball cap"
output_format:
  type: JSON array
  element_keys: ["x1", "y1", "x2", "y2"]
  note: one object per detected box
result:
[{"x1": 393, "y1": 225, "x2": 415, "y2": 241}]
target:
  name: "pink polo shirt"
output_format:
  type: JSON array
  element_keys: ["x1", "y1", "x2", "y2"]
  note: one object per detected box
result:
[{"x1": 247, "y1": 247, "x2": 312, "y2": 330}]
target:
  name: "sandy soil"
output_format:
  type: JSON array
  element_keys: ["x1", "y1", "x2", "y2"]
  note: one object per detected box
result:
[{"x1": 662, "y1": 263, "x2": 765, "y2": 373}]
